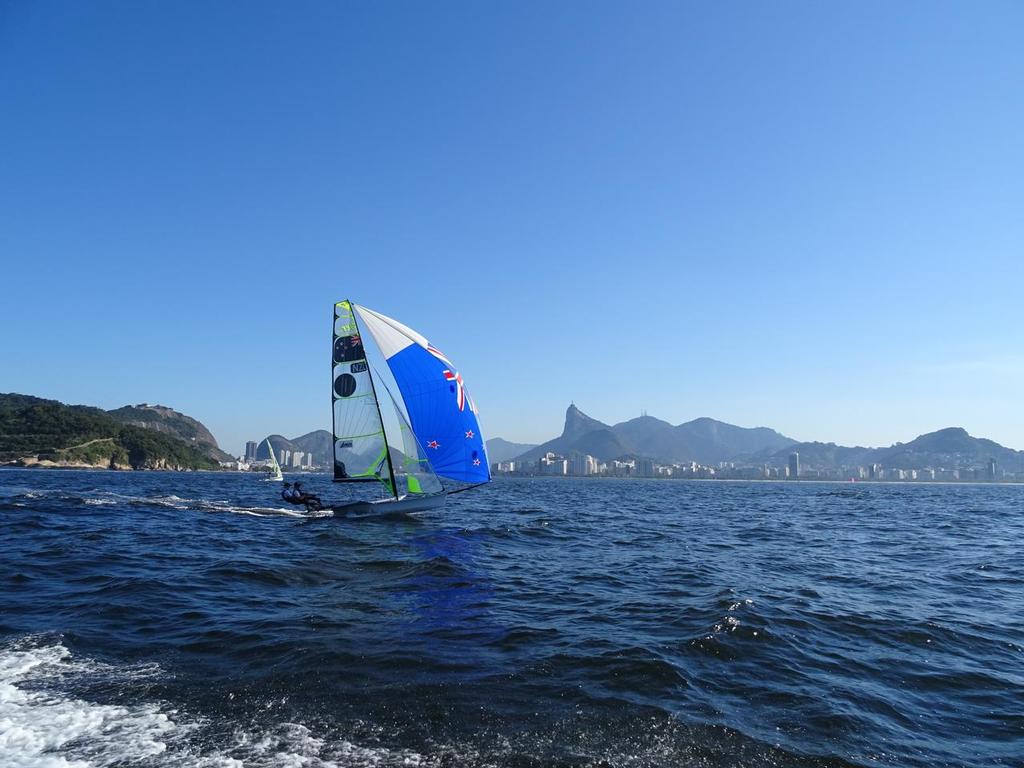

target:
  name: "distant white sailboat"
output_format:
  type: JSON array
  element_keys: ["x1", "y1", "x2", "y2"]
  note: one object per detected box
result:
[
  {"x1": 265, "y1": 438, "x2": 283, "y2": 482},
  {"x1": 328, "y1": 300, "x2": 490, "y2": 516}
]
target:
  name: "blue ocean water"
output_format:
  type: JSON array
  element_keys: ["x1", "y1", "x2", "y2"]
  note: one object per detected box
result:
[{"x1": 0, "y1": 469, "x2": 1021, "y2": 767}]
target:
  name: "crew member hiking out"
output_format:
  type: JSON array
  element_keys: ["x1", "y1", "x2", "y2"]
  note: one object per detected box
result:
[
  {"x1": 281, "y1": 481, "x2": 322, "y2": 512},
  {"x1": 293, "y1": 482, "x2": 323, "y2": 512},
  {"x1": 281, "y1": 482, "x2": 297, "y2": 504}
]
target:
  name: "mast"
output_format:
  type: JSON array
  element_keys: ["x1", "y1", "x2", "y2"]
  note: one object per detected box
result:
[
  {"x1": 330, "y1": 302, "x2": 337, "y2": 482},
  {"x1": 348, "y1": 299, "x2": 399, "y2": 500}
]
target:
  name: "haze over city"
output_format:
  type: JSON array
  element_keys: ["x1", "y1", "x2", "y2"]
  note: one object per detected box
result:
[{"x1": 2, "y1": 2, "x2": 1021, "y2": 454}]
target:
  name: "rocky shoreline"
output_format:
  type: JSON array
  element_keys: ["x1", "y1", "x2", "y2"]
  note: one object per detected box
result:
[{"x1": 2, "y1": 457, "x2": 214, "y2": 471}]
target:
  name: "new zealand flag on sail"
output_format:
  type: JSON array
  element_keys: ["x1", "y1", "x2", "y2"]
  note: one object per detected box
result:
[{"x1": 354, "y1": 306, "x2": 490, "y2": 485}]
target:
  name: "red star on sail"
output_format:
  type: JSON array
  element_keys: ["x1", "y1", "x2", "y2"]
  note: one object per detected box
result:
[
  {"x1": 465, "y1": 430, "x2": 474, "y2": 439},
  {"x1": 427, "y1": 440, "x2": 440, "y2": 449},
  {"x1": 472, "y1": 458, "x2": 481, "y2": 466}
]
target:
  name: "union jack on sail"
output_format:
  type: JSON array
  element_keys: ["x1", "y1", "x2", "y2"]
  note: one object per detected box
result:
[
  {"x1": 426, "y1": 344, "x2": 453, "y2": 366},
  {"x1": 443, "y1": 370, "x2": 466, "y2": 411}
]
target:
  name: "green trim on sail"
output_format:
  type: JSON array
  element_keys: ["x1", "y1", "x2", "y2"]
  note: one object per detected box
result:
[
  {"x1": 343, "y1": 444, "x2": 394, "y2": 496},
  {"x1": 332, "y1": 298, "x2": 399, "y2": 498},
  {"x1": 334, "y1": 429, "x2": 387, "y2": 442}
]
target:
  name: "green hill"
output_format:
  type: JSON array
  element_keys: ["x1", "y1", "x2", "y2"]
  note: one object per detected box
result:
[
  {"x1": 0, "y1": 393, "x2": 220, "y2": 470},
  {"x1": 107, "y1": 403, "x2": 234, "y2": 462}
]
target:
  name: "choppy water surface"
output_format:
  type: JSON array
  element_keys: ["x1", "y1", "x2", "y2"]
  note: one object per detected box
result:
[{"x1": 1, "y1": 470, "x2": 1021, "y2": 767}]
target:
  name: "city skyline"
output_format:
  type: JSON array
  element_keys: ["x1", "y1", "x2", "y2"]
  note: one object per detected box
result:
[
  {"x1": 235, "y1": 405, "x2": 1024, "y2": 463},
  {"x1": 497, "y1": 450, "x2": 1012, "y2": 482},
  {"x1": 2, "y1": 3, "x2": 1021, "y2": 454}
]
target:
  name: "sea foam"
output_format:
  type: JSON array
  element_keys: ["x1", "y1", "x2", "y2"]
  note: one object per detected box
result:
[
  {"x1": 0, "y1": 637, "x2": 426, "y2": 768},
  {"x1": 0, "y1": 640, "x2": 172, "y2": 768}
]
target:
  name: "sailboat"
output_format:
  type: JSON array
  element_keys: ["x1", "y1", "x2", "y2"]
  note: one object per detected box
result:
[
  {"x1": 328, "y1": 300, "x2": 490, "y2": 516},
  {"x1": 265, "y1": 438, "x2": 284, "y2": 482}
]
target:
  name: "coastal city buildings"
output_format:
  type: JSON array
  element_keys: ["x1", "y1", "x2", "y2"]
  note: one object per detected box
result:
[
  {"x1": 569, "y1": 453, "x2": 599, "y2": 476},
  {"x1": 238, "y1": 439, "x2": 1016, "y2": 483},
  {"x1": 788, "y1": 452, "x2": 800, "y2": 480},
  {"x1": 493, "y1": 452, "x2": 1019, "y2": 483},
  {"x1": 233, "y1": 438, "x2": 321, "y2": 472},
  {"x1": 539, "y1": 452, "x2": 568, "y2": 475}
]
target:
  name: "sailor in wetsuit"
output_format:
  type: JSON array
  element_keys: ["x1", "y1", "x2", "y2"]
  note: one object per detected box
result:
[
  {"x1": 281, "y1": 482, "x2": 321, "y2": 511},
  {"x1": 293, "y1": 482, "x2": 323, "y2": 511},
  {"x1": 281, "y1": 482, "x2": 297, "y2": 504}
]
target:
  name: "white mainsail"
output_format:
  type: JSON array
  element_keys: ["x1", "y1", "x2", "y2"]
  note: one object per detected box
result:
[
  {"x1": 265, "y1": 439, "x2": 283, "y2": 482},
  {"x1": 332, "y1": 300, "x2": 397, "y2": 496}
]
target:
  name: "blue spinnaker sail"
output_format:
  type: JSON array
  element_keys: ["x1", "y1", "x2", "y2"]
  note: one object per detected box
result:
[{"x1": 354, "y1": 304, "x2": 490, "y2": 485}]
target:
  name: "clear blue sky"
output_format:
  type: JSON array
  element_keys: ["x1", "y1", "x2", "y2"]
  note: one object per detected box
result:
[{"x1": 2, "y1": 1, "x2": 1022, "y2": 455}]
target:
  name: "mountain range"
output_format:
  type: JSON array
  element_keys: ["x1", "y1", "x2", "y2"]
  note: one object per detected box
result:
[
  {"x1": 512, "y1": 405, "x2": 795, "y2": 465},
  {"x1": 257, "y1": 404, "x2": 1024, "y2": 476},
  {"x1": 502, "y1": 404, "x2": 1024, "y2": 473},
  {"x1": 485, "y1": 438, "x2": 539, "y2": 464},
  {"x1": 761, "y1": 427, "x2": 1024, "y2": 473}
]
